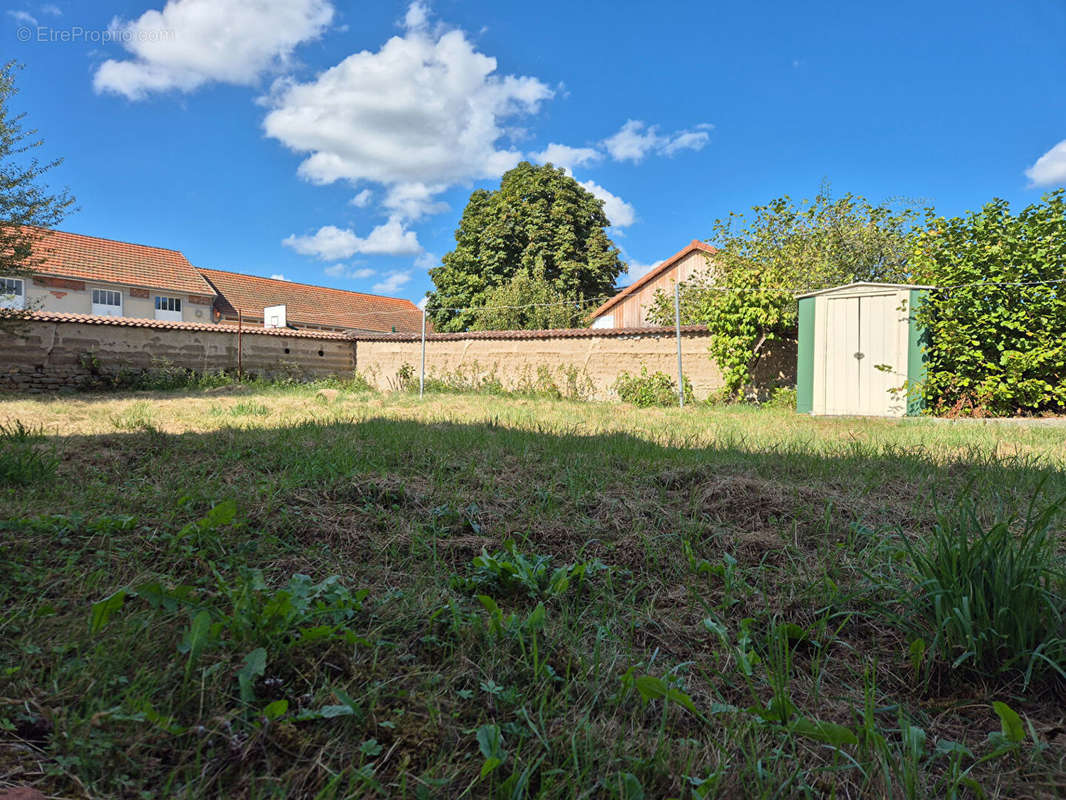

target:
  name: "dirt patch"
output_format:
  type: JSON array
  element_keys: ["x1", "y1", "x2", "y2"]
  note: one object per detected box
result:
[
  {"x1": 315, "y1": 475, "x2": 431, "y2": 509},
  {"x1": 694, "y1": 474, "x2": 829, "y2": 531}
]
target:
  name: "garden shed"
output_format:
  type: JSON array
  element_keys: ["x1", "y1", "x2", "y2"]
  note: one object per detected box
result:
[{"x1": 796, "y1": 282, "x2": 932, "y2": 417}]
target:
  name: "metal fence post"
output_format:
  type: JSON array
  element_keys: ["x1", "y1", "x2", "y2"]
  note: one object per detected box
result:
[
  {"x1": 674, "y1": 282, "x2": 684, "y2": 408},
  {"x1": 419, "y1": 305, "x2": 427, "y2": 398}
]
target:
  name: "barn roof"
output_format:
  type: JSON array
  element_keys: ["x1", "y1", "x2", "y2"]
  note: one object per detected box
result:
[
  {"x1": 589, "y1": 240, "x2": 717, "y2": 320},
  {"x1": 21, "y1": 226, "x2": 215, "y2": 296},
  {"x1": 199, "y1": 268, "x2": 422, "y2": 333}
]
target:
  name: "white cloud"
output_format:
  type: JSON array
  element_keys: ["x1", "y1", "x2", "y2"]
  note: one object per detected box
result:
[
  {"x1": 403, "y1": 1, "x2": 429, "y2": 31},
  {"x1": 7, "y1": 10, "x2": 38, "y2": 25},
  {"x1": 93, "y1": 0, "x2": 334, "y2": 99},
  {"x1": 529, "y1": 142, "x2": 602, "y2": 170},
  {"x1": 602, "y1": 119, "x2": 712, "y2": 162},
  {"x1": 623, "y1": 259, "x2": 662, "y2": 282},
  {"x1": 324, "y1": 263, "x2": 376, "y2": 279},
  {"x1": 383, "y1": 182, "x2": 448, "y2": 220},
  {"x1": 414, "y1": 251, "x2": 438, "y2": 269},
  {"x1": 350, "y1": 189, "x2": 373, "y2": 207},
  {"x1": 416, "y1": 296, "x2": 429, "y2": 310},
  {"x1": 283, "y1": 219, "x2": 422, "y2": 259},
  {"x1": 373, "y1": 270, "x2": 412, "y2": 294},
  {"x1": 1025, "y1": 140, "x2": 1066, "y2": 187},
  {"x1": 269, "y1": 273, "x2": 289, "y2": 281},
  {"x1": 41, "y1": 4, "x2": 62, "y2": 16},
  {"x1": 579, "y1": 179, "x2": 636, "y2": 228},
  {"x1": 262, "y1": 3, "x2": 552, "y2": 201}
]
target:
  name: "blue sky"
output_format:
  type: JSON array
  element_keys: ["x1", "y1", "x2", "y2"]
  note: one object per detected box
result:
[{"x1": 6, "y1": 0, "x2": 1066, "y2": 305}]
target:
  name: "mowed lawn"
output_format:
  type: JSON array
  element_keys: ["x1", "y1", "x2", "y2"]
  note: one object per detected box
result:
[{"x1": 1, "y1": 386, "x2": 1065, "y2": 799}]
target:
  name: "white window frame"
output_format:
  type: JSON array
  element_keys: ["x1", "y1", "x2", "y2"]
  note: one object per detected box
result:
[
  {"x1": 0, "y1": 277, "x2": 25, "y2": 310},
  {"x1": 154, "y1": 295, "x2": 183, "y2": 321},
  {"x1": 91, "y1": 288, "x2": 123, "y2": 317}
]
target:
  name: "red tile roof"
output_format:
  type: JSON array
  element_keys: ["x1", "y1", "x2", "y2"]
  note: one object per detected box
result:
[
  {"x1": 23, "y1": 227, "x2": 215, "y2": 296},
  {"x1": 351, "y1": 324, "x2": 709, "y2": 342},
  {"x1": 200, "y1": 268, "x2": 422, "y2": 333},
  {"x1": 16, "y1": 311, "x2": 349, "y2": 339},
  {"x1": 589, "y1": 240, "x2": 717, "y2": 320}
]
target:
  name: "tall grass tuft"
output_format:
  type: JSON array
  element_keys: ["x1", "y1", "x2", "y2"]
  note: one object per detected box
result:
[
  {"x1": 902, "y1": 491, "x2": 1066, "y2": 685},
  {"x1": 0, "y1": 420, "x2": 58, "y2": 486}
]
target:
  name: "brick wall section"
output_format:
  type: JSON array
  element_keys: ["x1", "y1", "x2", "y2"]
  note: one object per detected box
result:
[
  {"x1": 1, "y1": 314, "x2": 353, "y2": 393},
  {"x1": 352, "y1": 326, "x2": 797, "y2": 401},
  {"x1": 0, "y1": 315, "x2": 796, "y2": 399}
]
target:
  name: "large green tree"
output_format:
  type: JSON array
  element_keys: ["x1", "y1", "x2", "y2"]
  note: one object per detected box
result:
[
  {"x1": 647, "y1": 185, "x2": 924, "y2": 398},
  {"x1": 427, "y1": 162, "x2": 624, "y2": 331},
  {"x1": 1, "y1": 61, "x2": 75, "y2": 311},
  {"x1": 467, "y1": 260, "x2": 587, "y2": 331},
  {"x1": 909, "y1": 190, "x2": 1066, "y2": 416}
]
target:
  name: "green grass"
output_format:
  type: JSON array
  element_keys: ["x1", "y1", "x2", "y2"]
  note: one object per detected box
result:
[{"x1": 0, "y1": 386, "x2": 1064, "y2": 798}]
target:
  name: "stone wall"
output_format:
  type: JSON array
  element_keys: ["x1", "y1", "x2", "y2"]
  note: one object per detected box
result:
[
  {"x1": 353, "y1": 326, "x2": 796, "y2": 401},
  {"x1": 0, "y1": 315, "x2": 797, "y2": 400},
  {"x1": 0, "y1": 314, "x2": 354, "y2": 393}
]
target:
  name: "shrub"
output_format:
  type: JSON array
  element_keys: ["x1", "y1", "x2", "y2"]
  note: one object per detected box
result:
[
  {"x1": 900, "y1": 492, "x2": 1066, "y2": 685},
  {"x1": 614, "y1": 367, "x2": 693, "y2": 407},
  {"x1": 910, "y1": 190, "x2": 1066, "y2": 416},
  {"x1": 765, "y1": 386, "x2": 797, "y2": 410},
  {"x1": 0, "y1": 420, "x2": 57, "y2": 487},
  {"x1": 645, "y1": 186, "x2": 922, "y2": 398}
]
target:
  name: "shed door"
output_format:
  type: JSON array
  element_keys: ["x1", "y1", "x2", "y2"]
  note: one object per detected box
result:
[
  {"x1": 824, "y1": 297, "x2": 860, "y2": 414},
  {"x1": 823, "y1": 293, "x2": 903, "y2": 416}
]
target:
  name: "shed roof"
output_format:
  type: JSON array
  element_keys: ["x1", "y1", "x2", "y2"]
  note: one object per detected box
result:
[
  {"x1": 589, "y1": 240, "x2": 717, "y2": 319},
  {"x1": 795, "y1": 282, "x2": 936, "y2": 299}
]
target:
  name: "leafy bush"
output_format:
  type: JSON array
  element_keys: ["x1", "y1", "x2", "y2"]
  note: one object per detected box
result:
[
  {"x1": 614, "y1": 367, "x2": 693, "y2": 407},
  {"x1": 900, "y1": 493, "x2": 1066, "y2": 685},
  {"x1": 467, "y1": 260, "x2": 588, "y2": 331},
  {"x1": 765, "y1": 386, "x2": 797, "y2": 410},
  {"x1": 0, "y1": 420, "x2": 57, "y2": 487},
  {"x1": 910, "y1": 190, "x2": 1066, "y2": 416},
  {"x1": 646, "y1": 186, "x2": 923, "y2": 399}
]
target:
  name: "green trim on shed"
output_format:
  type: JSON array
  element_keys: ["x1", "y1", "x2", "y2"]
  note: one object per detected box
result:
[
  {"x1": 796, "y1": 296, "x2": 815, "y2": 414},
  {"x1": 906, "y1": 289, "x2": 929, "y2": 416}
]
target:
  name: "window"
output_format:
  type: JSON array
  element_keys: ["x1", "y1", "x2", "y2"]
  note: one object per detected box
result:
[
  {"x1": 0, "y1": 278, "x2": 25, "y2": 310},
  {"x1": 154, "y1": 295, "x2": 182, "y2": 321},
  {"x1": 91, "y1": 288, "x2": 122, "y2": 317}
]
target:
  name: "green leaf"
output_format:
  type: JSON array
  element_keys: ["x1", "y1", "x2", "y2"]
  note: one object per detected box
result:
[
  {"x1": 89, "y1": 589, "x2": 127, "y2": 635},
  {"x1": 317, "y1": 704, "x2": 355, "y2": 719},
  {"x1": 788, "y1": 716, "x2": 858, "y2": 746},
  {"x1": 181, "y1": 609, "x2": 213, "y2": 674},
  {"x1": 359, "y1": 738, "x2": 383, "y2": 758},
  {"x1": 238, "y1": 648, "x2": 267, "y2": 704},
  {"x1": 992, "y1": 701, "x2": 1025, "y2": 744},
  {"x1": 262, "y1": 699, "x2": 288, "y2": 720},
  {"x1": 204, "y1": 499, "x2": 237, "y2": 528},
  {"x1": 613, "y1": 772, "x2": 645, "y2": 800},
  {"x1": 476, "y1": 723, "x2": 506, "y2": 777},
  {"x1": 633, "y1": 675, "x2": 700, "y2": 716},
  {"x1": 525, "y1": 603, "x2": 546, "y2": 632}
]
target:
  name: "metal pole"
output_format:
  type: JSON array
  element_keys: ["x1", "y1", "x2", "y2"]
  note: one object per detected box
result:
[
  {"x1": 419, "y1": 305, "x2": 427, "y2": 398},
  {"x1": 674, "y1": 282, "x2": 684, "y2": 408},
  {"x1": 237, "y1": 308, "x2": 243, "y2": 382}
]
